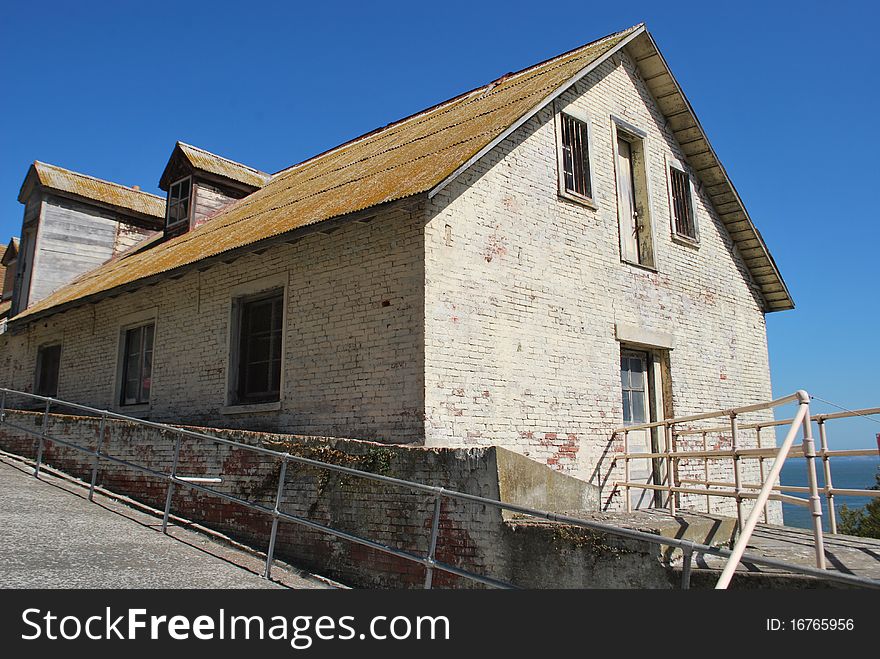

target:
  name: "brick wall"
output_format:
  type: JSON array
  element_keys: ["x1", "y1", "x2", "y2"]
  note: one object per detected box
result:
[
  {"x1": 424, "y1": 52, "x2": 782, "y2": 521},
  {"x1": 0, "y1": 409, "x2": 537, "y2": 588},
  {"x1": 0, "y1": 199, "x2": 425, "y2": 444}
]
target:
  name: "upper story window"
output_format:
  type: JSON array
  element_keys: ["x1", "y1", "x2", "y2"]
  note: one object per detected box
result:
[
  {"x1": 613, "y1": 118, "x2": 656, "y2": 269},
  {"x1": 35, "y1": 344, "x2": 62, "y2": 397},
  {"x1": 555, "y1": 109, "x2": 594, "y2": 204},
  {"x1": 167, "y1": 177, "x2": 192, "y2": 228},
  {"x1": 667, "y1": 163, "x2": 698, "y2": 243}
]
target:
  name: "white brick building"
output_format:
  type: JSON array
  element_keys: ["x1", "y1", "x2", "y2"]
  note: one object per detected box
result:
[{"x1": 0, "y1": 24, "x2": 792, "y2": 516}]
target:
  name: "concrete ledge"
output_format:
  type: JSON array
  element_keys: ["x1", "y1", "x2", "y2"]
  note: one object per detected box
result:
[{"x1": 615, "y1": 322, "x2": 675, "y2": 349}]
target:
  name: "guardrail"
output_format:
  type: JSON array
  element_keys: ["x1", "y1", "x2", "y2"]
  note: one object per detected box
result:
[
  {"x1": 1, "y1": 387, "x2": 878, "y2": 590},
  {"x1": 611, "y1": 390, "x2": 880, "y2": 588}
]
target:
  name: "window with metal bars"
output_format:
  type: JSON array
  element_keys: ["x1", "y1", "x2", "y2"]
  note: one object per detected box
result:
[
  {"x1": 120, "y1": 324, "x2": 153, "y2": 406},
  {"x1": 669, "y1": 166, "x2": 696, "y2": 240},
  {"x1": 560, "y1": 113, "x2": 592, "y2": 199},
  {"x1": 235, "y1": 290, "x2": 283, "y2": 404}
]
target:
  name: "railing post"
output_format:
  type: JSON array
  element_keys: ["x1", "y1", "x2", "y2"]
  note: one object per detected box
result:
[
  {"x1": 730, "y1": 412, "x2": 743, "y2": 538},
  {"x1": 818, "y1": 419, "x2": 837, "y2": 535},
  {"x1": 680, "y1": 540, "x2": 695, "y2": 590},
  {"x1": 623, "y1": 431, "x2": 631, "y2": 513},
  {"x1": 756, "y1": 425, "x2": 769, "y2": 523},
  {"x1": 424, "y1": 489, "x2": 444, "y2": 589},
  {"x1": 666, "y1": 422, "x2": 676, "y2": 515},
  {"x1": 88, "y1": 413, "x2": 107, "y2": 502},
  {"x1": 161, "y1": 432, "x2": 183, "y2": 534},
  {"x1": 801, "y1": 403, "x2": 826, "y2": 569},
  {"x1": 264, "y1": 456, "x2": 289, "y2": 580},
  {"x1": 715, "y1": 396, "x2": 811, "y2": 588},
  {"x1": 702, "y1": 431, "x2": 710, "y2": 513},
  {"x1": 34, "y1": 398, "x2": 51, "y2": 478}
]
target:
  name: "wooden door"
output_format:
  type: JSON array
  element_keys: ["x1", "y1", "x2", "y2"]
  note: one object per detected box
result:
[
  {"x1": 617, "y1": 137, "x2": 640, "y2": 263},
  {"x1": 621, "y1": 350, "x2": 656, "y2": 509}
]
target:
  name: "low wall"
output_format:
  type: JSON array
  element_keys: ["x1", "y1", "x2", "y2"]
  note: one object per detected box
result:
[{"x1": 0, "y1": 409, "x2": 694, "y2": 589}]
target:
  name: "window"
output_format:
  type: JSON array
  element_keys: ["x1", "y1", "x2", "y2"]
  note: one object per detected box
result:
[
  {"x1": 233, "y1": 290, "x2": 283, "y2": 404},
  {"x1": 35, "y1": 344, "x2": 61, "y2": 397},
  {"x1": 613, "y1": 120, "x2": 655, "y2": 268},
  {"x1": 167, "y1": 177, "x2": 191, "y2": 227},
  {"x1": 559, "y1": 113, "x2": 593, "y2": 199},
  {"x1": 668, "y1": 165, "x2": 697, "y2": 241},
  {"x1": 120, "y1": 323, "x2": 154, "y2": 405}
]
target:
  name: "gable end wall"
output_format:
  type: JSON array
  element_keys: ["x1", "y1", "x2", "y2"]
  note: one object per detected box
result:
[{"x1": 425, "y1": 52, "x2": 779, "y2": 519}]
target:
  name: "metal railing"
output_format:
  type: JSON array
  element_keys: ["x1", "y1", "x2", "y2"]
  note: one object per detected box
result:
[
  {"x1": 1, "y1": 387, "x2": 878, "y2": 590},
  {"x1": 611, "y1": 390, "x2": 880, "y2": 588}
]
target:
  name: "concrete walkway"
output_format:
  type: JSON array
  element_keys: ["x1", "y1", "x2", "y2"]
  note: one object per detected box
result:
[{"x1": 0, "y1": 456, "x2": 336, "y2": 589}]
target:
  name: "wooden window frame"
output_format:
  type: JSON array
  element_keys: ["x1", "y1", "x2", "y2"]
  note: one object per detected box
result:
[
  {"x1": 34, "y1": 343, "x2": 62, "y2": 397},
  {"x1": 611, "y1": 116, "x2": 657, "y2": 270},
  {"x1": 166, "y1": 176, "x2": 192, "y2": 229},
  {"x1": 224, "y1": 274, "x2": 287, "y2": 413},
  {"x1": 119, "y1": 322, "x2": 155, "y2": 407},
  {"x1": 554, "y1": 104, "x2": 597, "y2": 209},
  {"x1": 666, "y1": 155, "x2": 700, "y2": 245}
]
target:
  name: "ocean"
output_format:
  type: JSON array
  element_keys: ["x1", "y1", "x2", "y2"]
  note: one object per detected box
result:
[{"x1": 780, "y1": 454, "x2": 879, "y2": 530}]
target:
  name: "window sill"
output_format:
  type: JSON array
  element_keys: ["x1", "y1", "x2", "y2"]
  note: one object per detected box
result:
[
  {"x1": 220, "y1": 400, "x2": 282, "y2": 415},
  {"x1": 558, "y1": 189, "x2": 598, "y2": 210},
  {"x1": 671, "y1": 234, "x2": 700, "y2": 249},
  {"x1": 116, "y1": 403, "x2": 151, "y2": 418},
  {"x1": 621, "y1": 258, "x2": 658, "y2": 274}
]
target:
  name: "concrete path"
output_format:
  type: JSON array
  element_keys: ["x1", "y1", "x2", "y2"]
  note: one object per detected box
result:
[{"x1": 0, "y1": 456, "x2": 336, "y2": 589}]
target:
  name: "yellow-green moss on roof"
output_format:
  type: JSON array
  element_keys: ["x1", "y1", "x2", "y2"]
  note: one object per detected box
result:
[
  {"x1": 19, "y1": 161, "x2": 166, "y2": 219},
  {"x1": 163, "y1": 142, "x2": 271, "y2": 189},
  {"x1": 15, "y1": 26, "x2": 635, "y2": 322}
]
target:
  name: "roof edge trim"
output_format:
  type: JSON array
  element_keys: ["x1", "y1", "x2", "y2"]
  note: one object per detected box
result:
[{"x1": 427, "y1": 24, "x2": 646, "y2": 199}]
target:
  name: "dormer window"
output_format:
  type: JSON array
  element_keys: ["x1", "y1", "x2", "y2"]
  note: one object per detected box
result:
[{"x1": 167, "y1": 177, "x2": 191, "y2": 227}]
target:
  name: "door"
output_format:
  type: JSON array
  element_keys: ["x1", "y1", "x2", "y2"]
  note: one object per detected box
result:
[
  {"x1": 621, "y1": 350, "x2": 656, "y2": 509},
  {"x1": 616, "y1": 137, "x2": 640, "y2": 263}
]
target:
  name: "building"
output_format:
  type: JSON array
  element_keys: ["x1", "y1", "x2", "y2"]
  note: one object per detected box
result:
[
  {"x1": 0, "y1": 24, "x2": 792, "y2": 515},
  {"x1": 0, "y1": 237, "x2": 20, "y2": 332}
]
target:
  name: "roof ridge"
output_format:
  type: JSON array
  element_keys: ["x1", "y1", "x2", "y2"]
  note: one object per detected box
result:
[
  {"x1": 177, "y1": 142, "x2": 270, "y2": 178},
  {"x1": 33, "y1": 160, "x2": 165, "y2": 201},
  {"x1": 271, "y1": 25, "x2": 641, "y2": 179}
]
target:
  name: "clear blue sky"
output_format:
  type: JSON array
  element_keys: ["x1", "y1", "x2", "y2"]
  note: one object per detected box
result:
[{"x1": 1, "y1": 1, "x2": 877, "y2": 447}]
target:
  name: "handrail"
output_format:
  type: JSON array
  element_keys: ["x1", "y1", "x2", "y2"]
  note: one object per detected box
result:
[
  {"x1": 1, "y1": 387, "x2": 878, "y2": 590},
  {"x1": 610, "y1": 388, "x2": 880, "y2": 587},
  {"x1": 716, "y1": 399, "x2": 811, "y2": 588},
  {"x1": 611, "y1": 392, "x2": 802, "y2": 433}
]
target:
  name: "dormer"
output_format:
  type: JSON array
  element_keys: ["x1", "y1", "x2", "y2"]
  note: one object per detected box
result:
[
  {"x1": 13, "y1": 162, "x2": 164, "y2": 315},
  {"x1": 1, "y1": 237, "x2": 19, "y2": 302},
  {"x1": 158, "y1": 142, "x2": 270, "y2": 237}
]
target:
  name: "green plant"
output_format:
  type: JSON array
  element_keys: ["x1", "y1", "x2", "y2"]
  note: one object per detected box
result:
[{"x1": 837, "y1": 468, "x2": 880, "y2": 539}]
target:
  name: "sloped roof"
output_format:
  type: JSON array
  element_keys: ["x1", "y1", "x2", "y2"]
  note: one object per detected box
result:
[
  {"x1": 19, "y1": 162, "x2": 166, "y2": 220},
  {"x1": 10, "y1": 23, "x2": 792, "y2": 323},
  {"x1": 159, "y1": 142, "x2": 271, "y2": 190},
  {"x1": 621, "y1": 31, "x2": 793, "y2": 310},
  {"x1": 1, "y1": 237, "x2": 18, "y2": 266},
  {"x1": 13, "y1": 25, "x2": 636, "y2": 323}
]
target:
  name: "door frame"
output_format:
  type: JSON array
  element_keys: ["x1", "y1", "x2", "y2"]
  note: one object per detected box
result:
[{"x1": 620, "y1": 345, "x2": 670, "y2": 508}]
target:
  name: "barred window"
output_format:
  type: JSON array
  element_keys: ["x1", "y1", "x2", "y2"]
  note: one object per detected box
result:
[
  {"x1": 560, "y1": 113, "x2": 592, "y2": 199},
  {"x1": 669, "y1": 166, "x2": 696, "y2": 240}
]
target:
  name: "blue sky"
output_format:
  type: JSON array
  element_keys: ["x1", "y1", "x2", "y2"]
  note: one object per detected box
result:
[{"x1": 0, "y1": 1, "x2": 877, "y2": 447}]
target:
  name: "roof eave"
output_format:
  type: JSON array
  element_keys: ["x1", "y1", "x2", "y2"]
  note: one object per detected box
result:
[{"x1": 628, "y1": 30, "x2": 794, "y2": 313}]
